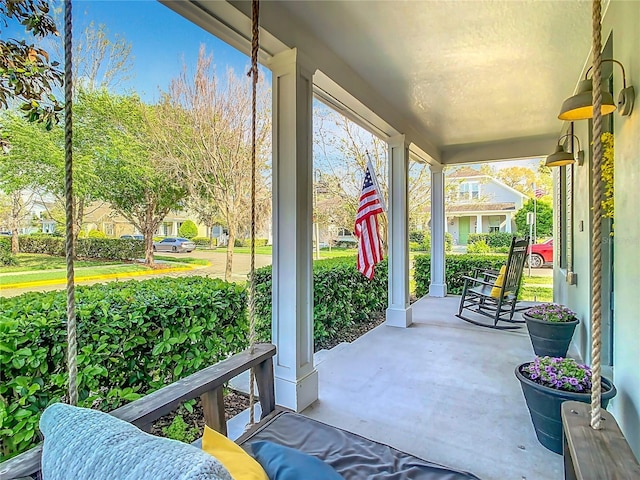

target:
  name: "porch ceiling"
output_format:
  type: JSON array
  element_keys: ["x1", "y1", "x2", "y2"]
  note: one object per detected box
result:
[{"x1": 166, "y1": 1, "x2": 593, "y2": 163}]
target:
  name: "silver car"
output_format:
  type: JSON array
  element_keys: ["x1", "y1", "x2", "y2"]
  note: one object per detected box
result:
[{"x1": 152, "y1": 237, "x2": 196, "y2": 253}]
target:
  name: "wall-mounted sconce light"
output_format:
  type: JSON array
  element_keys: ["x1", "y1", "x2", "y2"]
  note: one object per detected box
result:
[
  {"x1": 558, "y1": 59, "x2": 635, "y2": 120},
  {"x1": 545, "y1": 133, "x2": 584, "y2": 167}
]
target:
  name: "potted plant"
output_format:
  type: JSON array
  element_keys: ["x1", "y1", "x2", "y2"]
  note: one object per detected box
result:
[
  {"x1": 515, "y1": 356, "x2": 616, "y2": 454},
  {"x1": 523, "y1": 303, "x2": 579, "y2": 357}
]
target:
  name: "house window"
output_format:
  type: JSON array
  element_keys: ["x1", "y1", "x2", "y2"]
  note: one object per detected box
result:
[
  {"x1": 104, "y1": 223, "x2": 114, "y2": 237},
  {"x1": 458, "y1": 182, "x2": 479, "y2": 201},
  {"x1": 489, "y1": 226, "x2": 500, "y2": 233}
]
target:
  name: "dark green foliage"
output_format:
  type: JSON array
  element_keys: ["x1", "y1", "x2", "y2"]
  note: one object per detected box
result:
[
  {"x1": 192, "y1": 236, "x2": 217, "y2": 247},
  {"x1": 420, "y1": 232, "x2": 453, "y2": 253},
  {"x1": 515, "y1": 199, "x2": 553, "y2": 237},
  {"x1": 414, "y1": 254, "x2": 508, "y2": 297},
  {"x1": 0, "y1": 276, "x2": 247, "y2": 459},
  {"x1": 467, "y1": 232, "x2": 515, "y2": 248},
  {"x1": 234, "y1": 238, "x2": 268, "y2": 248},
  {"x1": 178, "y1": 220, "x2": 198, "y2": 239},
  {"x1": 13, "y1": 236, "x2": 144, "y2": 260},
  {"x1": 0, "y1": 238, "x2": 17, "y2": 265},
  {"x1": 254, "y1": 257, "x2": 388, "y2": 344},
  {"x1": 409, "y1": 230, "x2": 425, "y2": 244}
]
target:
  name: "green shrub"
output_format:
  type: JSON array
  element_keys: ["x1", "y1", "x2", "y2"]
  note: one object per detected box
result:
[
  {"x1": 234, "y1": 238, "x2": 268, "y2": 248},
  {"x1": 178, "y1": 220, "x2": 198, "y2": 239},
  {"x1": 467, "y1": 240, "x2": 491, "y2": 254},
  {"x1": 0, "y1": 237, "x2": 16, "y2": 266},
  {"x1": 421, "y1": 232, "x2": 453, "y2": 253},
  {"x1": 409, "y1": 241, "x2": 423, "y2": 251},
  {"x1": 414, "y1": 253, "x2": 507, "y2": 297},
  {"x1": 254, "y1": 257, "x2": 388, "y2": 344},
  {"x1": 162, "y1": 414, "x2": 200, "y2": 444},
  {"x1": 335, "y1": 240, "x2": 357, "y2": 248},
  {"x1": 467, "y1": 232, "x2": 514, "y2": 248},
  {"x1": 87, "y1": 230, "x2": 107, "y2": 239},
  {"x1": 0, "y1": 276, "x2": 247, "y2": 460},
  {"x1": 192, "y1": 236, "x2": 218, "y2": 247},
  {"x1": 409, "y1": 230, "x2": 425, "y2": 244},
  {"x1": 15, "y1": 236, "x2": 144, "y2": 261}
]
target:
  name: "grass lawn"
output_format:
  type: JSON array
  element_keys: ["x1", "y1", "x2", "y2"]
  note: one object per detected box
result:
[
  {"x1": 1, "y1": 264, "x2": 152, "y2": 286},
  {"x1": 1, "y1": 253, "x2": 120, "y2": 273},
  {"x1": 213, "y1": 245, "x2": 357, "y2": 259},
  {"x1": 520, "y1": 274, "x2": 553, "y2": 302},
  {"x1": 155, "y1": 255, "x2": 209, "y2": 266}
]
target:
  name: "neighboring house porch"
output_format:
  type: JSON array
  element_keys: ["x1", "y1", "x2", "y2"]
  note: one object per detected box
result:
[{"x1": 447, "y1": 203, "x2": 516, "y2": 245}]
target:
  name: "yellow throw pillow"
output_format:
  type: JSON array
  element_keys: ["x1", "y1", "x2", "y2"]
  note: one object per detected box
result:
[
  {"x1": 490, "y1": 265, "x2": 507, "y2": 298},
  {"x1": 202, "y1": 426, "x2": 268, "y2": 480}
]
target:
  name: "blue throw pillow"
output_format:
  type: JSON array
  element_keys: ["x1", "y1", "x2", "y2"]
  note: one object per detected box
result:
[{"x1": 251, "y1": 441, "x2": 343, "y2": 480}]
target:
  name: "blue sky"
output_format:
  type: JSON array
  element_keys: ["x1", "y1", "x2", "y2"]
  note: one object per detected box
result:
[{"x1": 5, "y1": 0, "x2": 258, "y2": 102}]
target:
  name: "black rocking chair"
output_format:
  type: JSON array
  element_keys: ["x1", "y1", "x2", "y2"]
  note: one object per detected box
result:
[{"x1": 456, "y1": 236, "x2": 529, "y2": 329}]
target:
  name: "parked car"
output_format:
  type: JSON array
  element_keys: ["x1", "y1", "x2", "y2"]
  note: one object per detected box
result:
[
  {"x1": 526, "y1": 238, "x2": 553, "y2": 268},
  {"x1": 120, "y1": 234, "x2": 144, "y2": 240},
  {"x1": 152, "y1": 237, "x2": 196, "y2": 253}
]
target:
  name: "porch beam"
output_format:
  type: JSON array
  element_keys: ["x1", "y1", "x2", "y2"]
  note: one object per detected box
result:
[
  {"x1": 440, "y1": 134, "x2": 558, "y2": 165},
  {"x1": 429, "y1": 165, "x2": 447, "y2": 297},
  {"x1": 269, "y1": 48, "x2": 318, "y2": 412},
  {"x1": 386, "y1": 135, "x2": 413, "y2": 328}
]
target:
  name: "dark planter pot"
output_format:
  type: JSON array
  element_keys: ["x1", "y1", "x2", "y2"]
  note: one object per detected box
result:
[
  {"x1": 515, "y1": 362, "x2": 617, "y2": 454},
  {"x1": 523, "y1": 313, "x2": 579, "y2": 357}
]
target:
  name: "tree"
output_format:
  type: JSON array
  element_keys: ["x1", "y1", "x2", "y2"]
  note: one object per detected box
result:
[
  {"x1": 515, "y1": 199, "x2": 553, "y2": 238},
  {"x1": 154, "y1": 46, "x2": 271, "y2": 280},
  {"x1": 0, "y1": 0, "x2": 63, "y2": 130},
  {"x1": 90, "y1": 91, "x2": 187, "y2": 265},
  {"x1": 178, "y1": 220, "x2": 198, "y2": 239}
]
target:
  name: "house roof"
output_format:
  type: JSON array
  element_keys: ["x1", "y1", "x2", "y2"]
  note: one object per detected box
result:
[
  {"x1": 447, "y1": 202, "x2": 516, "y2": 213},
  {"x1": 448, "y1": 167, "x2": 485, "y2": 179}
]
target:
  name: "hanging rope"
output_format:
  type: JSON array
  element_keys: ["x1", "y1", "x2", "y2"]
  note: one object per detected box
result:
[
  {"x1": 590, "y1": 0, "x2": 604, "y2": 430},
  {"x1": 63, "y1": 0, "x2": 78, "y2": 406},
  {"x1": 246, "y1": 0, "x2": 260, "y2": 427}
]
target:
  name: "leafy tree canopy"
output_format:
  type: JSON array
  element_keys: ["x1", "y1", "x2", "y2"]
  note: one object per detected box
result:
[
  {"x1": 515, "y1": 199, "x2": 553, "y2": 238},
  {"x1": 1, "y1": 0, "x2": 63, "y2": 131}
]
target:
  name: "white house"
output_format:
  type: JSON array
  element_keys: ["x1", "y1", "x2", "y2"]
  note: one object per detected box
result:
[{"x1": 445, "y1": 167, "x2": 527, "y2": 244}]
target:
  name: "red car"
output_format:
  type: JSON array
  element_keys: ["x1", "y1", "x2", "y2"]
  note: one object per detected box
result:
[{"x1": 526, "y1": 239, "x2": 553, "y2": 268}]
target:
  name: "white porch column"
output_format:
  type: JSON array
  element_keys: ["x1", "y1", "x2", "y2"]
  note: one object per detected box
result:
[
  {"x1": 475, "y1": 214, "x2": 482, "y2": 233},
  {"x1": 429, "y1": 165, "x2": 447, "y2": 297},
  {"x1": 386, "y1": 135, "x2": 413, "y2": 328},
  {"x1": 270, "y1": 48, "x2": 318, "y2": 412},
  {"x1": 505, "y1": 213, "x2": 512, "y2": 233}
]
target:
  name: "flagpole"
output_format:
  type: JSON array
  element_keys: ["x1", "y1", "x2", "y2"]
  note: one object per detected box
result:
[
  {"x1": 365, "y1": 151, "x2": 387, "y2": 213},
  {"x1": 532, "y1": 182, "x2": 537, "y2": 243}
]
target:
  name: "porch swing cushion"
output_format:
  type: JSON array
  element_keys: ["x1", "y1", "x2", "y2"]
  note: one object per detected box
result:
[{"x1": 40, "y1": 403, "x2": 233, "y2": 480}]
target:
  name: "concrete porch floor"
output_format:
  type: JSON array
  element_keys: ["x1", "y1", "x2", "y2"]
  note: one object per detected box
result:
[{"x1": 300, "y1": 295, "x2": 564, "y2": 480}]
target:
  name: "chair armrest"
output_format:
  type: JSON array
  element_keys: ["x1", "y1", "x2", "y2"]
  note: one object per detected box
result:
[{"x1": 461, "y1": 275, "x2": 496, "y2": 287}]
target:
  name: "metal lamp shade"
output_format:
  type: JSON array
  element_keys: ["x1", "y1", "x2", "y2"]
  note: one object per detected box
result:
[
  {"x1": 558, "y1": 79, "x2": 616, "y2": 120},
  {"x1": 545, "y1": 144, "x2": 575, "y2": 167}
]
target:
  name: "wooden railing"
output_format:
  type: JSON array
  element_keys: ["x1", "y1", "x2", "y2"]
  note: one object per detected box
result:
[{"x1": 0, "y1": 343, "x2": 277, "y2": 480}]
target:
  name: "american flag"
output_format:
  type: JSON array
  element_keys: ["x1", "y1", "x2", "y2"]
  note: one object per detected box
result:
[
  {"x1": 355, "y1": 163, "x2": 385, "y2": 279},
  {"x1": 534, "y1": 187, "x2": 545, "y2": 198}
]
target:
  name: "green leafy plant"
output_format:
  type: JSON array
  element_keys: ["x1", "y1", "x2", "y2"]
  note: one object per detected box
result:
[
  {"x1": 234, "y1": 238, "x2": 268, "y2": 248},
  {"x1": 192, "y1": 236, "x2": 217, "y2": 248},
  {"x1": 467, "y1": 240, "x2": 491, "y2": 254},
  {"x1": 0, "y1": 238, "x2": 17, "y2": 265},
  {"x1": 515, "y1": 199, "x2": 553, "y2": 238},
  {"x1": 414, "y1": 254, "x2": 507, "y2": 297},
  {"x1": 420, "y1": 232, "x2": 453, "y2": 253},
  {"x1": 178, "y1": 220, "x2": 198, "y2": 239},
  {"x1": 87, "y1": 230, "x2": 107, "y2": 239},
  {"x1": 11, "y1": 235, "x2": 144, "y2": 260},
  {"x1": 467, "y1": 232, "x2": 514, "y2": 248},
  {"x1": 525, "y1": 303, "x2": 577, "y2": 323},
  {"x1": 162, "y1": 414, "x2": 200, "y2": 444},
  {"x1": 601, "y1": 132, "x2": 614, "y2": 222},
  {"x1": 0, "y1": 276, "x2": 247, "y2": 459}
]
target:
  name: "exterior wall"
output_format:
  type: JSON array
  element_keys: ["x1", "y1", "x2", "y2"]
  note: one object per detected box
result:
[
  {"x1": 555, "y1": 0, "x2": 640, "y2": 457},
  {"x1": 481, "y1": 178, "x2": 526, "y2": 208}
]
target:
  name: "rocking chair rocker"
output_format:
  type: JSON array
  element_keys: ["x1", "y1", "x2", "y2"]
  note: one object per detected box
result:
[{"x1": 456, "y1": 236, "x2": 529, "y2": 329}]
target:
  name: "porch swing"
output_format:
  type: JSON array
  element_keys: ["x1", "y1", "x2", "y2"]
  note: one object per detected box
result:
[{"x1": 1, "y1": 1, "x2": 480, "y2": 479}]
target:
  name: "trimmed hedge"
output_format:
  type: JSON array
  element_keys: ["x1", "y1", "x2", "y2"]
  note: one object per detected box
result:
[
  {"x1": 9, "y1": 236, "x2": 144, "y2": 260},
  {"x1": 421, "y1": 232, "x2": 454, "y2": 253},
  {"x1": 0, "y1": 238, "x2": 16, "y2": 265},
  {"x1": 467, "y1": 232, "x2": 514, "y2": 248},
  {"x1": 414, "y1": 253, "x2": 508, "y2": 297},
  {"x1": 0, "y1": 277, "x2": 248, "y2": 460},
  {"x1": 234, "y1": 238, "x2": 268, "y2": 248},
  {"x1": 192, "y1": 236, "x2": 218, "y2": 247},
  {"x1": 254, "y1": 256, "x2": 388, "y2": 344}
]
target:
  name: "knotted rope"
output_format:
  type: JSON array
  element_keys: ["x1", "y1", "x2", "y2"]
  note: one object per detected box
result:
[
  {"x1": 246, "y1": 0, "x2": 260, "y2": 427},
  {"x1": 590, "y1": 0, "x2": 604, "y2": 430},
  {"x1": 64, "y1": 0, "x2": 78, "y2": 407}
]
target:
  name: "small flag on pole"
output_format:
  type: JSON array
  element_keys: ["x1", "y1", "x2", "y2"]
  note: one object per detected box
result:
[
  {"x1": 355, "y1": 161, "x2": 385, "y2": 279},
  {"x1": 534, "y1": 187, "x2": 545, "y2": 198}
]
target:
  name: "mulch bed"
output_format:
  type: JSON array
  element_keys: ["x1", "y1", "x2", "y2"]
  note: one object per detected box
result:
[{"x1": 153, "y1": 311, "x2": 386, "y2": 439}]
